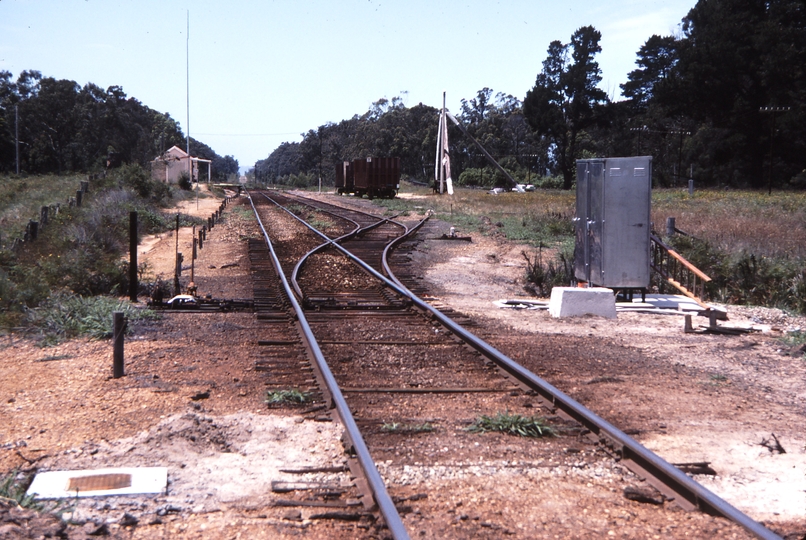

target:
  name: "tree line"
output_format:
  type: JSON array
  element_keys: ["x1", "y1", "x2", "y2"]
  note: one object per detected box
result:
[
  {"x1": 0, "y1": 70, "x2": 238, "y2": 179},
  {"x1": 257, "y1": 0, "x2": 806, "y2": 190}
]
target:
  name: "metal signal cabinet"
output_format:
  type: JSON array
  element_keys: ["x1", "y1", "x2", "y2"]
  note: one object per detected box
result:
[{"x1": 574, "y1": 156, "x2": 652, "y2": 289}]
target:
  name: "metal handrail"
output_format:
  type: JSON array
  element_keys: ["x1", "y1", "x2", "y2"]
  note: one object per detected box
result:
[
  {"x1": 650, "y1": 235, "x2": 712, "y2": 308},
  {"x1": 651, "y1": 234, "x2": 712, "y2": 282}
]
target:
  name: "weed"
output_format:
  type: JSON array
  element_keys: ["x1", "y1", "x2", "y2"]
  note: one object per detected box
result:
[
  {"x1": 307, "y1": 216, "x2": 334, "y2": 231},
  {"x1": 231, "y1": 206, "x2": 255, "y2": 220},
  {"x1": 265, "y1": 389, "x2": 312, "y2": 405},
  {"x1": 24, "y1": 293, "x2": 158, "y2": 346},
  {"x1": 466, "y1": 411, "x2": 556, "y2": 438},
  {"x1": 35, "y1": 354, "x2": 73, "y2": 363},
  {"x1": 704, "y1": 373, "x2": 730, "y2": 386},
  {"x1": 0, "y1": 469, "x2": 71, "y2": 516},
  {"x1": 780, "y1": 330, "x2": 806, "y2": 358},
  {"x1": 522, "y1": 246, "x2": 574, "y2": 296},
  {"x1": 381, "y1": 422, "x2": 435, "y2": 433}
]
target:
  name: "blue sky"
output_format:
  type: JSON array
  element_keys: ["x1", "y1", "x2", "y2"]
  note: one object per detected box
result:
[{"x1": 0, "y1": 0, "x2": 693, "y2": 169}]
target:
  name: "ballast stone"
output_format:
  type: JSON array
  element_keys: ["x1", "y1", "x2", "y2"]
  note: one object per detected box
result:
[{"x1": 549, "y1": 287, "x2": 617, "y2": 319}]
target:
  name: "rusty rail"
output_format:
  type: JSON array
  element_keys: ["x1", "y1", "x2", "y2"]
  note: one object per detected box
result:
[
  {"x1": 246, "y1": 192, "x2": 411, "y2": 540},
  {"x1": 650, "y1": 233, "x2": 712, "y2": 309}
]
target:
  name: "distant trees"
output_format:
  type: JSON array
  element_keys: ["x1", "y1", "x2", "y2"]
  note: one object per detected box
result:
[
  {"x1": 255, "y1": 90, "x2": 545, "y2": 189},
  {"x1": 256, "y1": 99, "x2": 441, "y2": 186},
  {"x1": 0, "y1": 70, "x2": 230, "y2": 177},
  {"x1": 621, "y1": 0, "x2": 806, "y2": 188}
]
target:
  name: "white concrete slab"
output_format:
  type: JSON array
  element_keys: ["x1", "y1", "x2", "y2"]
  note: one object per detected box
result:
[
  {"x1": 549, "y1": 287, "x2": 617, "y2": 319},
  {"x1": 27, "y1": 467, "x2": 167, "y2": 499}
]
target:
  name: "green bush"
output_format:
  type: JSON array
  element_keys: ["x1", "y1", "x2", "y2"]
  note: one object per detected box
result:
[
  {"x1": 178, "y1": 171, "x2": 193, "y2": 191},
  {"x1": 24, "y1": 293, "x2": 158, "y2": 345}
]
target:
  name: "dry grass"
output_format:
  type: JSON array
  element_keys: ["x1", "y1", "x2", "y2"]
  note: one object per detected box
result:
[
  {"x1": 0, "y1": 173, "x2": 87, "y2": 245},
  {"x1": 392, "y1": 185, "x2": 806, "y2": 313},
  {"x1": 651, "y1": 189, "x2": 806, "y2": 260}
]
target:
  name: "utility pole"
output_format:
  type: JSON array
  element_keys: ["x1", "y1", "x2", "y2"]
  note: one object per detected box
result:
[
  {"x1": 759, "y1": 106, "x2": 790, "y2": 195},
  {"x1": 318, "y1": 126, "x2": 323, "y2": 193},
  {"x1": 186, "y1": 10, "x2": 191, "y2": 182},
  {"x1": 15, "y1": 104, "x2": 20, "y2": 175}
]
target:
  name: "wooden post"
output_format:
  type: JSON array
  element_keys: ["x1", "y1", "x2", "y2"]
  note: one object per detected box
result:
[
  {"x1": 113, "y1": 312, "x2": 125, "y2": 378},
  {"x1": 666, "y1": 217, "x2": 676, "y2": 237},
  {"x1": 198, "y1": 229, "x2": 203, "y2": 250},
  {"x1": 76, "y1": 190, "x2": 83, "y2": 207},
  {"x1": 129, "y1": 211, "x2": 138, "y2": 302},
  {"x1": 29, "y1": 220, "x2": 38, "y2": 241},
  {"x1": 174, "y1": 252, "x2": 183, "y2": 296},
  {"x1": 40, "y1": 206, "x2": 48, "y2": 227}
]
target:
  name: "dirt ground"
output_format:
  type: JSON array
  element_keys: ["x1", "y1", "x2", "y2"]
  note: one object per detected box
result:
[{"x1": 1, "y1": 187, "x2": 805, "y2": 539}]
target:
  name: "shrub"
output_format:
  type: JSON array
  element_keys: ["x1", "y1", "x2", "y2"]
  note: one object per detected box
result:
[
  {"x1": 522, "y1": 247, "x2": 574, "y2": 296},
  {"x1": 178, "y1": 171, "x2": 192, "y2": 191},
  {"x1": 24, "y1": 292, "x2": 158, "y2": 345}
]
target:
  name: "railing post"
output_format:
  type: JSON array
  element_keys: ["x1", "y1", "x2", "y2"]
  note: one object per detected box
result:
[{"x1": 666, "y1": 217, "x2": 676, "y2": 237}]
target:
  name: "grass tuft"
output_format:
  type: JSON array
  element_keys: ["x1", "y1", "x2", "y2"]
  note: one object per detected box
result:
[
  {"x1": 466, "y1": 411, "x2": 556, "y2": 438},
  {"x1": 0, "y1": 469, "x2": 71, "y2": 516},
  {"x1": 265, "y1": 389, "x2": 312, "y2": 405},
  {"x1": 381, "y1": 422, "x2": 435, "y2": 434},
  {"x1": 780, "y1": 330, "x2": 806, "y2": 358}
]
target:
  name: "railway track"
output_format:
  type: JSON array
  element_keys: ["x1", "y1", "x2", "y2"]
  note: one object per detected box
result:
[{"x1": 246, "y1": 189, "x2": 780, "y2": 539}]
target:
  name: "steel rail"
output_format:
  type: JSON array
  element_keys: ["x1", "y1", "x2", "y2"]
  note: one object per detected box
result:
[
  {"x1": 265, "y1": 194, "x2": 778, "y2": 540},
  {"x1": 246, "y1": 192, "x2": 411, "y2": 540},
  {"x1": 267, "y1": 190, "x2": 407, "y2": 300}
]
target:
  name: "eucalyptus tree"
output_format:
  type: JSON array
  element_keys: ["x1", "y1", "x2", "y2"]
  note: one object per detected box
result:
[{"x1": 523, "y1": 26, "x2": 608, "y2": 189}]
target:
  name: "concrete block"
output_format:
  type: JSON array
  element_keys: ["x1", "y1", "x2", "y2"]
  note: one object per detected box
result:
[{"x1": 549, "y1": 287, "x2": 617, "y2": 319}]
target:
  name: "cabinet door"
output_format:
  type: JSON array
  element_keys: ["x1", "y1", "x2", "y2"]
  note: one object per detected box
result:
[
  {"x1": 574, "y1": 160, "x2": 605, "y2": 284},
  {"x1": 600, "y1": 157, "x2": 651, "y2": 288}
]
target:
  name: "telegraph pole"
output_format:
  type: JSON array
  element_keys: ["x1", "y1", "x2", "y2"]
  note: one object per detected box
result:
[
  {"x1": 186, "y1": 10, "x2": 191, "y2": 181},
  {"x1": 759, "y1": 106, "x2": 790, "y2": 195},
  {"x1": 15, "y1": 104, "x2": 20, "y2": 175}
]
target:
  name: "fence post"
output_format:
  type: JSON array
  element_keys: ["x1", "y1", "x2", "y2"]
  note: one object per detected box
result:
[
  {"x1": 28, "y1": 220, "x2": 38, "y2": 241},
  {"x1": 76, "y1": 190, "x2": 83, "y2": 207},
  {"x1": 40, "y1": 206, "x2": 48, "y2": 227},
  {"x1": 129, "y1": 211, "x2": 138, "y2": 302},
  {"x1": 174, "y1": 252, "x2": 183, "y2": 296},
  {"x1": 666, "y1": 217, "x2": 676, "y2": 237},
  {"x1": 113, "y1": 312, "x2": 125, "y2": 378},
  {"x1": 688, "y1": 179, "x2": 694, "y2": 195}
]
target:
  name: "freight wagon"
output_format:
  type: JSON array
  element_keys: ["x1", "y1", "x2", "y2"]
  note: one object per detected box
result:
[{"x1": 335, "y1": 157, "x2": 399, "y2": 199}]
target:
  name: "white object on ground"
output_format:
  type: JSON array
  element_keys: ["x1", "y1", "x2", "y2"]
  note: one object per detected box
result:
[
  {"x1": 27, "y1": 467, "x2": 168, "y2": 499},
  {"x1": 548, "y1": 287, "x2": 617, "y2": 319}
]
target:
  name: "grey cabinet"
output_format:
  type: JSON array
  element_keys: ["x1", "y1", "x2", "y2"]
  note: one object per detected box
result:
[{"x1": 574, "y1": 157, "x2": 652, "y2": 289}]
